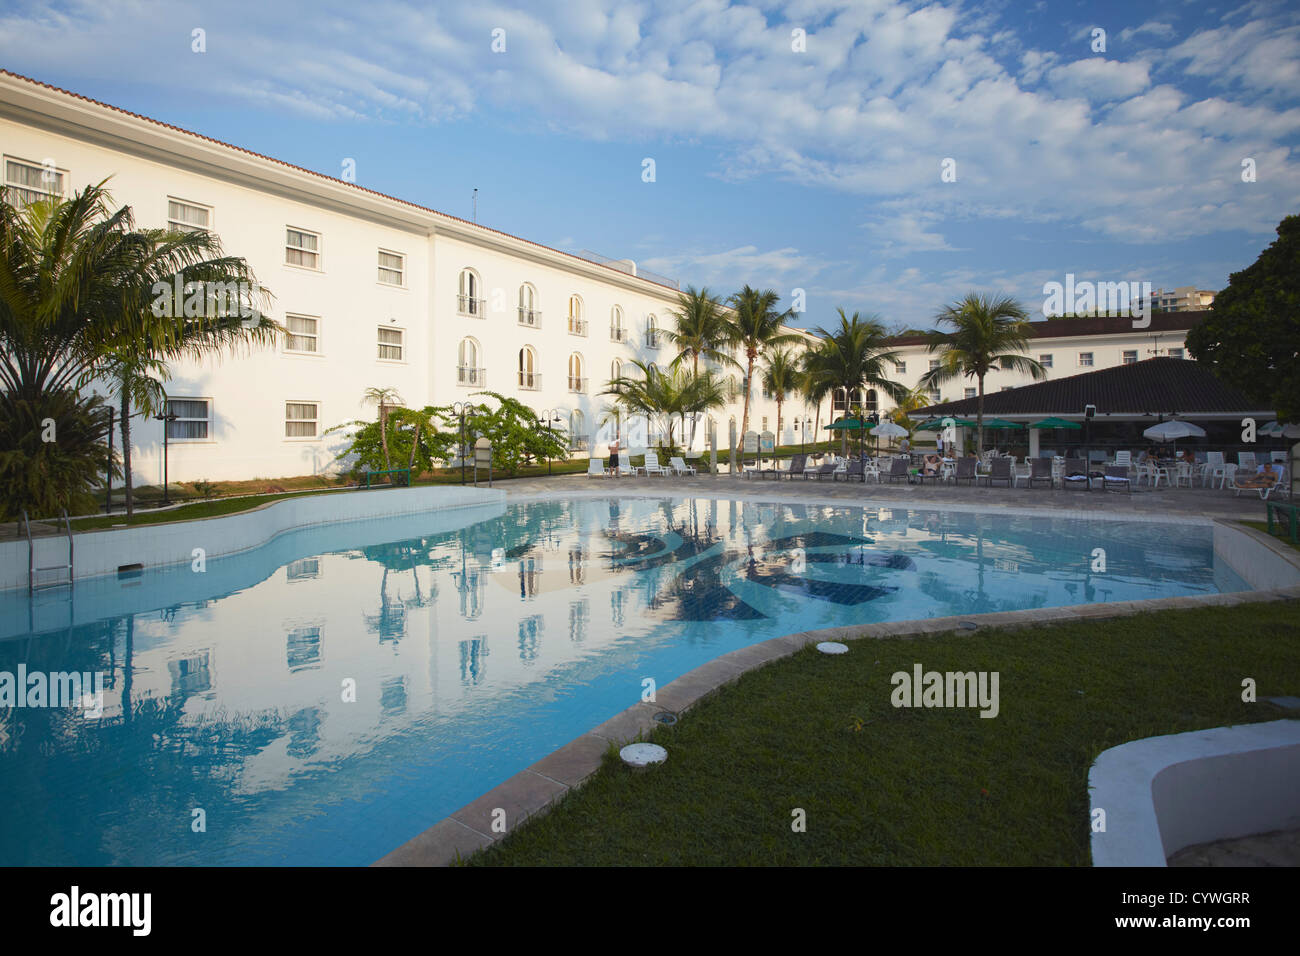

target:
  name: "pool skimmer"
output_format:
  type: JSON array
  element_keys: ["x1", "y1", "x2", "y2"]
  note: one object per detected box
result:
[
  {"x1": 816, "y1": 641, "x2": 849, "y2": 655},
  {"x1": 620, "y1": 743, "x2": 668, "y2": 770}
]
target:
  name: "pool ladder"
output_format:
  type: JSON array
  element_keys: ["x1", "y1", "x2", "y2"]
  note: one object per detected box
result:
[{"x1": 23, "y1": 509, "x2": 74, "y2": 592}]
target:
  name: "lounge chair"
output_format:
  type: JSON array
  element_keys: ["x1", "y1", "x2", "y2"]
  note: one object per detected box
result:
[
  {"x1": 587, "y1": 459, "x2": 608, "y2": 478},
  {"x1": 641, "y1": 451, "x2": 669, "y2": 476},
  {"x1": 916, "y1": 455, "x2": 944, "y2": 484},
  {"x1": 668, "y1": 456, "x2": 696, "y2": 476},
  {"x1": 1232, "y1": 464, "x2": 1285, "y2": 500},
  {"x1": 1062, "y1": 458, "x2": 1091, "y2": 491},
  {"x1": 1114, "y1": 450, "x2": 1132, "y2": 469},
  {"x1": 952, "y1": 457, "x2": 977, "y2": 485},
  {"x1": 618, "y1": 460, "x2": 635, "y2": 477},
  {"x1": 1102, "y1": 465, "x2": 1132, "y2": 493},
  {"x1": 836, "y1": 459, "x2": 865, "y2": 482},
  {"x1": 1027, "y1": 457, "x2": 1054, "y2": 488},
  {"x1": 981, "y1": 457, "x2": 1014, "y2": 488},
  {"x1": 809, "y1": 460, "x2": 841, "y2": 481},
  {"x1": 882, "y1": 458, "x2": 911, "y2": 484},
  {"x1": 781, "y1": 453, "x2": 807, "y2": 479}
]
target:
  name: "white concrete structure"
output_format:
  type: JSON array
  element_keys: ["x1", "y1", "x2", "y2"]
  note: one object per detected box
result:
[{"x1": 0, "y1": 70, "x2": 815, "y2": 485}]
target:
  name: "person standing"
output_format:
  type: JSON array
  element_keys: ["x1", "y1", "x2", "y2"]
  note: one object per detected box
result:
[{"x1": 936, "y1": 433, "x2": 945, "y2": 457}]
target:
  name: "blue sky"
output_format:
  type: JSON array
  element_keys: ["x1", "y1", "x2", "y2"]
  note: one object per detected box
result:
[{"x1": 2, "y1": 0, "x2": 1296, "y2": 330}]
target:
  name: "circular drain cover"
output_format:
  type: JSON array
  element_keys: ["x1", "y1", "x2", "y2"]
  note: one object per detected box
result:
[
  {"x1": 816, "y1": 641, "x2": 849, "y2": 655},
  {"x1": 620, "y1": 743, "x2": 668, "y2": 769},
  {"x1": 653, "y1": 711, "x2": 678, "y2": 725}
]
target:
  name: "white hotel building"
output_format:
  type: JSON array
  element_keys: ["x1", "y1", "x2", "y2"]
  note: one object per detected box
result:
[{"x1": 1, "y1": 71, "x2": 1208, "y2": 483}]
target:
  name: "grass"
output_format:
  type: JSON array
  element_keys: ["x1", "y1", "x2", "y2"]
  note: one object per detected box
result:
[{"x1": 469, "y1": 602, "x2": 1300, "y2": 866}]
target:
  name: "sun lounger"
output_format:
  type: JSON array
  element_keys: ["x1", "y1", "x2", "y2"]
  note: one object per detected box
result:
[
  {"x1": 587, "y1": 459, "x2": 608, "y2": 477},
  {"x1": 981, "y1": 457, "x2": 1014, "y2": 488},
  {"x1": 952, "y1": 457, "x2": 976, "y2": 485},
  {"x1": 1102, "y1": 465, "x2": 1131, "y2": 492},
  {"x1": 781, "y1": 454, "x2": 807, "y2": 479},
  {"x1": 668, "y1": 456, "x2": 696, "y2": 476},
  {"x1": 1062, "y1": 458, "x2": 1091, "y2": 491},
  {"x1": 882, "y1": 458, "x2": 910, "y2": 483},
  {"x1": 641, "y1": 451, "x2": 669, "y2": 476},
  {"x1": 835, "y1": 459, "x2": 865, "y2": 482},
  {"x1": 1027, "y1": 457, "x2": 1054, "y2": 488}
]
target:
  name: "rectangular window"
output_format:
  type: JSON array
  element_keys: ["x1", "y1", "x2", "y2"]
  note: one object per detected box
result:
[
  {"x1": 761, "y1": 417, "x2": 768, "y2": 432},
  {"x1": 285, "y1": 401, "x2": 319, "y2": 438},
  {"x1": 964, "y1": 388, "x2": 976, "y2": 400},
  {"x1": 285, "y1": 228, "x2": 320, "y2": 269},
  {"x1": 1039, "y1": 354, "x2": 1053, "y2": 368},
  {"x1": 286, "y1": 626, "x2": 322, "y2": 671},
  {"x1": 167, "y1": 198, "x2": 210, "y2": 233},
  {"x1": 166, "y1": 398, "x2": 210, "y2": 440},
  {"x1": 1167, "y1": 347, "x2": 1184, "y2": 359},
  {"x1": 378, "y1": 250, "x2": 404, "y2": 286},
  {"x1": 895, "y1": 361, "x2": 906, "y2": 374},
  {"x1": 285, "y1": 314, "x2": 319, "y2": 353},
  {"x1": 929, "y1": 359, "x2": 940, "y2": 371},
  {"x1": 1078, "y1": 352, "x2": 1094, "y2": 367},
  {"x1": 928, "y1": 388, "x2": 940, "y2": 403},
  {"x1": 3, "y1": 156, "x2": 65, "y2": 206},
  {"x1": 1122, "y1": 350, "x2": 1137, "y2": 365},
  {"x1": 377, "y1": 326, "x2": 404, "y2": 361},
  {"x1": 286, "y1": 557, "x2": 320, "y2": 580}
]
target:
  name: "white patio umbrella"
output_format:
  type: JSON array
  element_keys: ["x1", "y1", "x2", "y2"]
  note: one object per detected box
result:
[
  {"x1": 1142, "y1": 420, "x2": 1206, "y2": 442},
  {"x1": 1260, "y1": 421, "x2": 1300, "y2": 438},
  {"x1": 871, "y1": 421, "x2": 908, "y2": 439}
]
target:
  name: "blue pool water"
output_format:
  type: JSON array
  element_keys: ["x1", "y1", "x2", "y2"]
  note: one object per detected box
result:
[{"x1": 0, "y1": 496, "x2": 1247, "y2": 865}]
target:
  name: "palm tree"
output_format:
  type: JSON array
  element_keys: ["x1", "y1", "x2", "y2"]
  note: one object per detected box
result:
[
  {"x1": 888, "y1": 385, "x2": 931, "y2": 432},
  {"x1": 725, "y1": 285, "x2": 801, "y2": 437},
  {"x1": 665, "y1": 285, "x2": 734, "y2": 448},
  {"x1": 102, "y1": 353, "x2": 167, "y2": 516},
  {"x1": 362, "y1": 387, "x2": 403, "y2": 472},
  {"x1": 918, "y1": 294, "x2": 1046, "y2": 453},
  {"x1": 802, "y1": 309, "x2": 909, "y2": 454},
  {"x1": 761, "y1": 346, "x2": 802, "y2": 443},
  {"x1": 0, "y1": 183, "x2": 275, "y2": 518},
  {"x1": 602, "y1": 361, "x2": 726, "y2": 454}
]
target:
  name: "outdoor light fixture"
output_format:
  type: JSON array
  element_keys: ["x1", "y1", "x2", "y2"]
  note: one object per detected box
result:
[
  {"x1": 539, "y1": 408, "x2": 562, "y2": 475},
  {"x1": 452, "y1": 401, "x2": 476, "y2": 485},
  {"x1": 153, "y1": 410, "x2": 179, "y2": 505}
]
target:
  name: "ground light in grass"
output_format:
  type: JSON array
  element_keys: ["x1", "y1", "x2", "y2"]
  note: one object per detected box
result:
[{"x1": 468, "y1": 602, "x2": 1300, "y2": 867}]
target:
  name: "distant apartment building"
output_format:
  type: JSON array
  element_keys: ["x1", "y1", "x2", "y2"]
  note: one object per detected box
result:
[{"x1": 1142, "y1": 286, "x2": 1217, "y2": 313}]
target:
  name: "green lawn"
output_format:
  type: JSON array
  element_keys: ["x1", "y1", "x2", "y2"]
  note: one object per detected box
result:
[
  {"x1": 470, "y1": 602, "x2": 1300, "y2": 866},
  {"x1": 1242, "y1": 519, "x2": 1300, "y2": 553}
]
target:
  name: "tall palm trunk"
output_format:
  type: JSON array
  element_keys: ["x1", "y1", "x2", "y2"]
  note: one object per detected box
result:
[
  {"x1": 776, "y1": 395, "x2": 784, "y2": 448},
  {"x1": 378, "y1": 402, "x2": 392, "y2": 471},
  {"x1": 741, "y1": 349, "x2": 756, "y2": 436},
  {"x1": 120, "y1": 392, "x2": 134, "y2": 516},
  {"x1": 689, "y1": 353, "x2": 700, "y2": 450},
  {"x1": 976, "y1": 373, "x2": 986, "y2": 453}
]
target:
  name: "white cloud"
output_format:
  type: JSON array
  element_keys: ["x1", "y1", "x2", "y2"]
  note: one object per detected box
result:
[{"x1": 1047, "y1": 58, "x2": 1152, "y2": 101}]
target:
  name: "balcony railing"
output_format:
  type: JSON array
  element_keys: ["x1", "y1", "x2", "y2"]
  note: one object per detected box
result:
[
  {"x1": 457, "y1": 366, "x2": 486, "y2": 387},
  {"x1": 518, "y1": 308, "x2": 541, "y2": 328},
  {"x1": 568, "y1": 376, "x2": 588, "y2": 394},
  {"x1": 645, "y1": 330, "x2": 661, "y2": 349},
  {"x1": 610, "y1": 325, "x2": 625, "y2": 343},
  {"x1": 458, "y1": 294, "x2": 486, "y2": 317},
  {"x1": 518, "y1": 371, "x2": 542, "y2": 390},
  {"x1": 568, "y1": 317, "x2": 588, "y2": 336}
]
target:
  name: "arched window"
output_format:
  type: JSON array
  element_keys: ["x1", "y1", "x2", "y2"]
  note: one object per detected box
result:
[
  {"x1": 610, "y1": 359, "x2": 622, "y2": 382},
  {"x1": 458, "y1": 269, "x2": 482, "y2": 316},
  {"x1": 865, "y1": 389, "x2": 878, "y2": 415},
  {"x1": 568, "y1": 353, "x2": 585, "y2": 393},
  {"x1": 610, "y1": 305, "x2": 624, "y2": 342},
  {"x1": 518, "y1": 283, "x2": 539, "y2": 327},
  {"x1": 569, "y1": 409, "x2": 585, "y2": 450},
  {"x1": 518, "y1": 345, "x2": 539, "y2": 390},
  {"x1": 645, "y1": 313, "x2": 660, "y2": 349},
  {"x1": 568, "y1": 295, "x2": 585, "y2": 335},
  {"x1": 458, "y1": 337, "x2": 482, "y2": 386}
]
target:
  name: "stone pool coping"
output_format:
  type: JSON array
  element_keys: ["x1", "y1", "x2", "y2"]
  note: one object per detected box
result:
[{"x1": 374, "y1": 535, "x2": 1300, "y2": 867}]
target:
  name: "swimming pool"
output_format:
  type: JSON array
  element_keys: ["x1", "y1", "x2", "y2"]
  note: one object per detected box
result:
[{"x1": 0, "y1": 495, "x2": 1248, "y2": 865}]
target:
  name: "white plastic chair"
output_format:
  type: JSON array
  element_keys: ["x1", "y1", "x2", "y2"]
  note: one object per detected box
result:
[
  {"x1": 1238, "y1": 452, "x2": 1256, "y2": 470},
  {"x1": 1115, "y1": 450, "x2": 1132, "y2": 468},
  {"x1": 586, "y1": 459, "x2": 608, "y2": 478},
  {"x1": 641, "y1": 451, "x2": 669, "y2": 476},
  {"x1": 668, "y1": 456, "x2": 696, "y2": 476}
]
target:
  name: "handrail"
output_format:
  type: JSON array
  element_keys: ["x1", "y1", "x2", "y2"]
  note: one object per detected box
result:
[{"x1": 23, "y1": 507, "x2": 74, "y2": 592}]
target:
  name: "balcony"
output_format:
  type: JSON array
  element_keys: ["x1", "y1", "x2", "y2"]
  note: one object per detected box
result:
[
  {"x1": 568, "y1": 317, "x2": 588, "y2": 336},
  {"x1": 568, "y1": 376, "x2": 588, "y2": 394},
  {"x1": 610, "y1": 325, "x2": 625, "y2": 343},
  {"x1": 645, "y1": 330, "x2": 661, "y2": 349},
  {"x1": 457, "y1": 366, "x2": 486, "y2": 387},
  {"x1": 518, "y1": 307, "x2": 541, "y2": 328},
  {"x1": 458, "y1": 294, "x2": 486, "y2": 317},
  {"x1": 518, "y1": 371, "x2": 542, "y2": 390}
]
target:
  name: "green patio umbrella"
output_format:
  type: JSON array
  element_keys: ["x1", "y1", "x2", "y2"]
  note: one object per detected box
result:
[
  {"x1": 984, "y1": 419, "x2": 1026, "y2": 429},
  {"x1": 825, "y1": 417, "x2": 870, "y2": 431},
  {"x1": 1029, "y1": 417, "x2": 1082, "y2": 429},
  {"x1": 916, "y1": 417, "x2": 977, "y2": 430}
]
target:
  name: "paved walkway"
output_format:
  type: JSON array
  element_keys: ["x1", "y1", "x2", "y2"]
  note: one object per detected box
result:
[
  {"x1": 1168, "y1": 828, "x2": 1300, "y2": 866},
  {"x1": 500, "y1": 472, "x2": 1277, "y2": 522}
]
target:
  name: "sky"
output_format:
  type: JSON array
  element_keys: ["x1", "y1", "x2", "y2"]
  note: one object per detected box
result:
[{"x1": 1, "y1": 0, "x2": 1296, "y2": 331}]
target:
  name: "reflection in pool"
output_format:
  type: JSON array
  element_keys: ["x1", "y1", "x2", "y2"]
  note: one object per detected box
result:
[{"x1": 0, "y1": 496, "x2": 1246, "y2": 865}]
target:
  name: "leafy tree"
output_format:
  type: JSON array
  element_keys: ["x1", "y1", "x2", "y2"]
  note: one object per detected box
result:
[
  {"x1": 665, "y1": 285, "x2": 734, "y2": 448},
  {"x1": 761, "y1": 346, "x2": 802, "y2": 441},
  {"x1": 801, "y1": 309, "x2": 908, "y2": 454},
  {"x1": 602, "y1": 361, "x2": 727, "y2": 455},
  {"x1": 325, "y1": 405, "x2": 456, "y2": 479},
  {"x1": 919, "y1": 294, "x2": 1045, "y2": 452},
  {"x1": 362, "y1": 386, "x2": 404, "y2": 472},
  {"x1": 1186, "y1": 214, "x2": 1300, "y2": 422},
  {"x1": 0, "y1": 183, "x2": 274, "y2": 519},
  {"x1": 0, "y1": 390, "x2": 118, "y2": 519},
  {"x1": 725, "y1": 285, "x2": 802, "y2": 436},
  {"x1": 466, "y1": 392, "x2": 568, "y2": 475}
]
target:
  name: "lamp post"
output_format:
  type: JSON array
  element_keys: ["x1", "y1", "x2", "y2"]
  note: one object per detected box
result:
[
  {"x1": 804, "y1": 416, "x2": 813, "y2": 456},
  {"x1": 796, "y1": 419, "x2": 803, "y2": 455},
  {"x1": 868, "y1": 411, "x2": 880, "y2": 464},
  {"x1": 453, "y1": 402, "x2": 475, "y2": 485},
  {"x1": 539, "y1": 408, "x2": 562, "y2": 475},
  {"x1": 153, "y1": 410, "x2": 179, "y2": 505},
  {"x1": 106, "y1": 406, "x2": 115, "y2": 513}
]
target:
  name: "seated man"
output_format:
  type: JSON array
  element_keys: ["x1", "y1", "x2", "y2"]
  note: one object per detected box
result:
[{"x1": 921, "y1": 454, "x2": 941, "y2": 476}]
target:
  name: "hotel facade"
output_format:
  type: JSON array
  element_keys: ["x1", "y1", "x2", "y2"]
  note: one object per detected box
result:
[{"x1": 1, "y1": 71, "x2": 1208, "y2": 484}]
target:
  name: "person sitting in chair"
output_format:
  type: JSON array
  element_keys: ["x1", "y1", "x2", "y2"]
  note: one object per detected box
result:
[
  {"x1": 921, "y1": 454, "x2": 941, "y2": 476},
  {"x1": 1234, "y1": 462, "x2": 1281, "y2": 490}
]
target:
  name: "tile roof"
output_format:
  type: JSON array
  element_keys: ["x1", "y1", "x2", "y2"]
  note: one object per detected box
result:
[{"x1": 915, "y1": 357, "x2": 1267, "y2": 418}]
